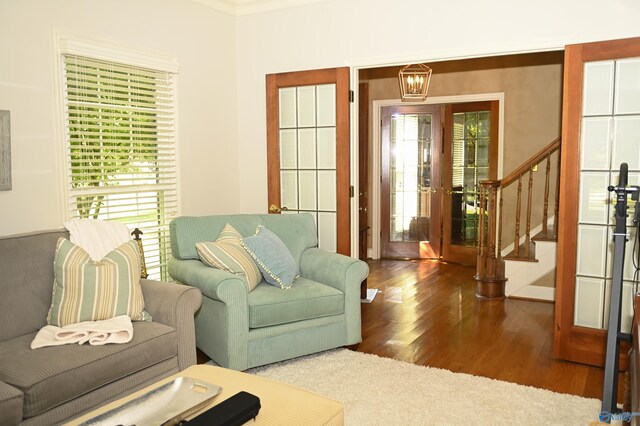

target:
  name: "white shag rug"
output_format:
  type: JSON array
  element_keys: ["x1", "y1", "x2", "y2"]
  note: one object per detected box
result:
[{"x1": 233, "y1": 349, "x2": 607, "y2": 426}]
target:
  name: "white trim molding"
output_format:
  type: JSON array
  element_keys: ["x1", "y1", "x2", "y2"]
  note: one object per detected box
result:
[
  {"x1": 370, "y1": 93, "x2": 505, "y2": 259},
  {"x1": 57, "y1": 33, "x2": 179, "y2": 73},
  {"x1": 350, "y1": 69, "x2": 360, "y2": 258}
]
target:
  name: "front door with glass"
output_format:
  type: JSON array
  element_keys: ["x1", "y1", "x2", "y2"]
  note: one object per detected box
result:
[
  {"x1": 442, "y1": 101, "x2": 499, "y2": 265},
  {"x1": 381, "y1": 105, "x2": 441, "y2": 259}
]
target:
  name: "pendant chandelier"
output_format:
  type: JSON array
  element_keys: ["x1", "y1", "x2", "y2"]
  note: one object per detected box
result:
[{"x1": 398, "y1": 63, "x2": 432, "y2": 102}]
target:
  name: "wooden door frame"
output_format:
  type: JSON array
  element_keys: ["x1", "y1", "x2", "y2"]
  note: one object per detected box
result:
[
  {"x1": 441, "y1": 100, "x2": 499, "y2": 265},
  {"x1": 370, "y1": 93, "x2": 505, "y2": 259},
  {"x1": 554, "y1": 37, "x2": 640, "y2": 367},
  {"x1": 380, "y1": 104, "x2": 442, "y2": 259},
  {"x1": 266, "y1": 67, "x2": 351, "y2": 255},
  {"x1": 358, "y1": 81, "x2": 369, "y2": 260}
]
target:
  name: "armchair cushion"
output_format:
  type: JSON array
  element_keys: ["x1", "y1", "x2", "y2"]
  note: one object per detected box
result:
[
  {"x1": 247, "y1": 278, "x2": 344, "y2": 328},
  {"x1": 196, "y1": 224, "x2": 261, "y2": 292},
  {"x1": 242, "y1": 226, "x2": 299, "y2": 289},
  {"x1": 48, "y1": 238, "x2": 151, "y2": 327}
]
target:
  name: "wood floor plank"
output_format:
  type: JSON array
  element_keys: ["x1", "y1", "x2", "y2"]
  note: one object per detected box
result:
[
  {"x1": 354, "y1": 259, "x2": 623, "y2": 403},
  {"x1": 196, "y1": 258, "x2": 623, "y2": 403}
]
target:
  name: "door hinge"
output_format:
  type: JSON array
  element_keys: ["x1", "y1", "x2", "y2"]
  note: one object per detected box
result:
[
  {"x1": 349, "y1": 90, "x2": 354, "y2": 103},
  {"x1": 350, "y1": 185, "x2": 354, "y2": 197}
]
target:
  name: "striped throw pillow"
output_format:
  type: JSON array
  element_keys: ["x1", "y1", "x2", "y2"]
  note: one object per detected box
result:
[
  {"x1": 196, "y1": 223, "x2": 261, "y2": 292},
  {"x1": 47, "y1": 238, "x2": 151, "y2": 327}
]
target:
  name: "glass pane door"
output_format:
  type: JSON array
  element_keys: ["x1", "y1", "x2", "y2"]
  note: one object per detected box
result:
[
  {"x1": 390, "y1": 113, "x2": 433, "y2": 243},
  {"x1": 450, "y1": 110, "x2": 490, "y2": 247},
  {"x1": 278, "y1": 84, "x2": 337, "y2": 252},
  {"x1": 442, "y1": 101, "x2": 498, "y2": 265},
  {"x1": 266, "y1": 68, "x2": 351, "y2": 255},
  {"x1": 573, "y1": 57, "x2": 640, "y2": 334},
  {"x1": 381, "y1": 104, "x2": 441, "y2": 259}
]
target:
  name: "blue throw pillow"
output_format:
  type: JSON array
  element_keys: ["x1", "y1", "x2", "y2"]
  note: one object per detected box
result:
[{"x1": 242, "y1": 225, "x2": 299, "y2": 289}]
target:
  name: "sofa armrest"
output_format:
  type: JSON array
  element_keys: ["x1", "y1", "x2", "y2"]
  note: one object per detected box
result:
[
  {"x1": 300, "y1": 248, "x2": 368, "y2": 344},
  {"x1": 140, "y1": 279, "x2": 202, "y2": 371},
  {"x1": 168, "y1": 258, "x2": 251, "y2": 370},
  {"x1": 169, "y1": 259, "x2": 248, "y2": 305},
  {"x1": 300, "y1": 248, "x2": 369, "y2": 292},
  {"x1": 0, "y1": 380, "x2": 23, "y2": 426}
]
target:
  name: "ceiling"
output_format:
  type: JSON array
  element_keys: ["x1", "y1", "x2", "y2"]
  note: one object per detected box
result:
[{"x1": 191, "y1": 0, "x2": 330, "y2": 16}]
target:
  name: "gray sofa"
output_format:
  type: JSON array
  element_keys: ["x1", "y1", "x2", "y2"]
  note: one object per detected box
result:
[{"x1": 0, "y1": 229, "x2": 202, "y2": 425}]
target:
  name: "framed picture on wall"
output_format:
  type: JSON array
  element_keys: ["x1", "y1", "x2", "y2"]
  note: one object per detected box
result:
[{"x1": 0, "y1": 110, "x2": 11, "y2": 191}]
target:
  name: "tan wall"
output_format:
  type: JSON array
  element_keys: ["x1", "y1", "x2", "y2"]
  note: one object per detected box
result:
[{"x1": 361, "y1": 51, "x2": 564, "y2": 254}]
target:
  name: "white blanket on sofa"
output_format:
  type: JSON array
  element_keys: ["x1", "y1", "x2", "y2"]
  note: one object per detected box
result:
[
  {"x1": 31, "y1": 315, "x2": 134, "y2": 349},
  {"x1": 64, "y1": 218, "x2": 131, "y2": 261}
]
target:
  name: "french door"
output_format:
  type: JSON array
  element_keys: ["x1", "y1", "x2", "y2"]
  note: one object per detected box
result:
[
  {"x1": 442, "y1": 101, "x2": 499, "y2": 265},
  {"x1": 555, "y1": 37, "x2": 640, "y2": 367},
  {"x1": 266, "y1": 67, "x2": 351, "y2": 255},
  {"x1": 379, "y1": 101, "x2": 498, "y2": 262},
  {"x1": 380, "y1": 105, "x2": 441, "y2": 259}
]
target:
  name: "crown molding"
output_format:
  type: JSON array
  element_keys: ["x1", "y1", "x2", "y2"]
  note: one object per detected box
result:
[
  {"x1": 191, "y1": 0, "x2": 330, "y2": 16},
  {"x1": 191, "y1": 0, "x2": 235, "y2": 15}
]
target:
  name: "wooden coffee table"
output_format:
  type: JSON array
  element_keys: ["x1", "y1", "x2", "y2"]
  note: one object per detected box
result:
[{"x1": 67, "y1": 364, "x2": 344, "y2": 425}]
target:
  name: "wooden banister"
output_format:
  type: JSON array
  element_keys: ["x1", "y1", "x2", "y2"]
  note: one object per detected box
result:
[
  {"x1": 499, "y1": 137, "x2": 561, "y2": 187},
  {"x1": 475, "y1": 137, "x2": 561, "y2": 299}
]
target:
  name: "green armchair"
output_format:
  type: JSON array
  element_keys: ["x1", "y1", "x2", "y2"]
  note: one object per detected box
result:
[{"x1": 168, "y1": 213, "x2": 368, "y2": 371}]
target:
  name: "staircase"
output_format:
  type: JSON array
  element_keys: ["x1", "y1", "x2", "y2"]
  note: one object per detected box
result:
[
  {"x1": 475, "y1": 138, "x2": 561, "y2": 300},
  {"x1": 503, "y1": 223, "x2": 557, "y2": 301}
]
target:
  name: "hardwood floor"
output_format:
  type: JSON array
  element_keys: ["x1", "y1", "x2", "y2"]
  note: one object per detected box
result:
[{"x1": 353, "y1": 259, "x2": 623, "y2": 403}]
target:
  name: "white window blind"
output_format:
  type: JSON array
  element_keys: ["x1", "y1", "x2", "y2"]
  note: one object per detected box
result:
[{"x1": 62, "y1": 54, "x2": 178, "y2": 280}]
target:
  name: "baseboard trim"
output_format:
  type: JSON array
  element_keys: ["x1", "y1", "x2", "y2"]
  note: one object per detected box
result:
[{"x1": 508, "y1": 285, "x2": 555, "y2": 302}]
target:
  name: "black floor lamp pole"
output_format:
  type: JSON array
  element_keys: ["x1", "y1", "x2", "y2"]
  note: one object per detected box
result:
[{"x1": 602, "y1": 163, "x2": 637, "y2": 417}]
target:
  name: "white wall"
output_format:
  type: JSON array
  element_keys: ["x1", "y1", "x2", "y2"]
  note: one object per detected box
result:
[
  {"x1": 235, "y1": 0, "x2": 640, "y2": 213},
  {"x1": 2, "y1": 0, "x2": 639, "y2": 235},
  {"x1": 0, "y1": 0, "x2": 239, "y2": 235}
]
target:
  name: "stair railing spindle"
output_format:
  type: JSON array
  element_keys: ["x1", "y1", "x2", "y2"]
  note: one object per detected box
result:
[
  {"x1": 478, "y1": 184, "x2": 487, "y2": 258},
  {"x1": 497, "y1": 192, "x2": 504, "y2": 259},
  {"x1": 514, "y1": 175, "x2": 522, "y2": 258},
  {"x1": 489, "y1": 185, "x2": 498, "y2": 259},
  {"x1": 525, "y1": 168, "x2": 534, "y2": 258},
  {"x1": 554, "y1": 150, "x2": 561, "y2": 238},
  {"x1": 542, "y1": 153, "x2": 551, "y2": 238}
]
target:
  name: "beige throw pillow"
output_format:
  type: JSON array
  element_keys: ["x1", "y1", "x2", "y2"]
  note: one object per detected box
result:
[
  {"x1": 48, "y1": 238, "x2": 151, "y2": 327},
  {"x1": 196, "y1": 223, "x2": 261, "y2": 292}
]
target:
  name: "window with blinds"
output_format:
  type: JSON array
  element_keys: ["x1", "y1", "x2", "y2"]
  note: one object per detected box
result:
[{"x1": 62, "y1": 55, "x2": 178, "y2": 280}]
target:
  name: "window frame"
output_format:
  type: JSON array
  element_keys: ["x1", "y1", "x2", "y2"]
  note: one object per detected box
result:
[{"x1": 54, "y1": 33, "x2": 181, "y2": 280}]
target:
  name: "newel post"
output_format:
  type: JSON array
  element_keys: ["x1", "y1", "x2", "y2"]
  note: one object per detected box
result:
[{"x1": 475, "y1": 180, "x2": 506, "y2": 299}]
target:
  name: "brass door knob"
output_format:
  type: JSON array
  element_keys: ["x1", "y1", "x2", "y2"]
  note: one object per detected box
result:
[{"x1": 269, "y1": 205, "x2": 289, "y2": 213}]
